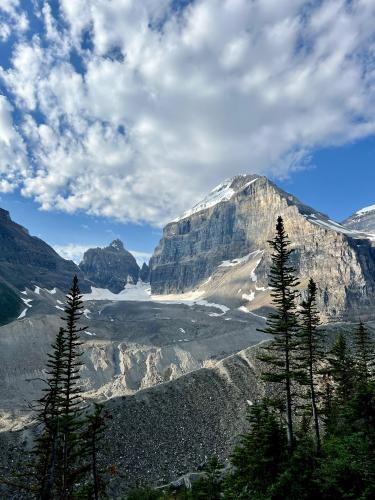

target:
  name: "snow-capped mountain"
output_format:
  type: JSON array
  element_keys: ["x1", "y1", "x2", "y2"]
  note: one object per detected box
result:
[
  {"x1": 172, "y1": 175, "x2": 259, "y2": 222},
  {"x1": 150, "y1": 175, "x2": 375, "y2": 321},
  {"x1": 342, "y1": 204, "x2": 375, "y2": 234}
]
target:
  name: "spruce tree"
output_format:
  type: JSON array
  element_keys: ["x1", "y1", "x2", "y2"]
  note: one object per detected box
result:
[
  {"x1": 328, "y1": 333, "x2": 355, "y2": 405},
  {"x1": 225, "y1": 399, "x2": 287, "y2": 498},
  {"x1": 30, "y1": 276, "x2": 89, "y2": 499},
  {"x1": 59, "y1": 275, "x2": 88, "y2": 498},
  {"x1": 258, "y1": 216, "x2": 300, "y2": 451},
  {"x1": 297, "y1": 278, "x2": 324, "y2": 452},
  {"x1": 353, "y1": 321, "x2": 375, "y2": 383}
]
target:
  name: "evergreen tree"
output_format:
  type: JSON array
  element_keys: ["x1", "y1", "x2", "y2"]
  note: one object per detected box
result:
[
  {"x1": 258, "y1": 216, "x2": 300, "y2": 451},
  {"x1": 59, "y1": 275, "x2": 88, "y2": 497},
  {"x1": 296, "y1": 278, "x2": 324, "y2": 452},
  {"x1": 353, "y1": 321, "x2": 375, "y2": 383},
  {"x1": 224, "y1": 400, "x2": 287, "y2": 498},
  {"x1": 328, "y1": 333, "x2": 355, "y2": 406},
  {"x1": 29, "y1": 275, "x2": 89, "y2": 499},
  {"x1": 320, "y1": 371, "x2": 336, "y2": 435}
]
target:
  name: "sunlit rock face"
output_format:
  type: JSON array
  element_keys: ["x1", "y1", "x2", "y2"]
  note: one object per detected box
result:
[
  {"x1": 80, "y1": 239, "x2": 140, "y2": 293},
  {"x1": 150, "y1": 175, "x2": 375, "y2": 321}
]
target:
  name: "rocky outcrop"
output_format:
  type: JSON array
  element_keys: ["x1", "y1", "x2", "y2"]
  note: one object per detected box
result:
[
  {"x1": 343, "y1": 205, "x2": 375, "y2": 234},
  {"x1": 0, "y1": 208, "x2": 85, "y2": 324},
  {"x1": 79, "y1": 239, "x2": 140, "y2": 293},
  {"x1": 139, "y1": 262, "x2": 150, "y2": 282},
  {"x1": 150, "y1": 175, "x2": 375, "y2": 321}
]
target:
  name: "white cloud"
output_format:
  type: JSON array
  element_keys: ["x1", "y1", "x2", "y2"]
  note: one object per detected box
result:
[
  {"x1": 1, "y1": 0, "x2": 375, "y2": 224},
  {"x1": 54, "y1": 242, "x2": 151, "y2": 265},
  {"x1": 0, "y1": 95, "x2": 28, "y2": 192},
  {"x1": 53, "y1": 243, "x2": 90, "y2": 263},
  {"x1": 130, "y1": 251, "x2": 152, "y2": 266}
]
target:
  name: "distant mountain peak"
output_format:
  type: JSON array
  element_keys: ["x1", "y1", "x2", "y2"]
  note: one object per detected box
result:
[
  {"x1": 109, "y1": 239, "x2": 125, "y2": 251},
  {"x1": 356, "y1": 204, "x2": 375, "y2": 216},
  {"x1": 80, "y1": 240, "x2": 140, "y2": 293},
  {"x1": 343, "y1": 203, "x2": 375, "y2": 234}
]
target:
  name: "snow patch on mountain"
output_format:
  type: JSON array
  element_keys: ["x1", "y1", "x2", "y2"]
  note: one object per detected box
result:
[
  {"x1": 305, "y1": 214, "x2": 369, "y2": 238},
  {"x1": 219, "y1": 249, "x2": 263, "y2": 269},
  {"x1": 22, "y1": 298, "x2": 32, "y2": 308},
  {"x1": 172, "y1": 176, "x2": 258, "y2": 222},
  {"x1": 242, "y1": 292, "x2": 255, "y2": 302},
  {"x1": 357, "y1": 204, "x2": 375, "y2": 215},
  {"x1": 17, "y1": 308, "x2": 28, "y2": 319},
  {"x1": 238, "y1": 305, "x2": 266, "y2": 320},
  {"x1": 82, "y1": 282, "x2": 152, "y2": 301}
]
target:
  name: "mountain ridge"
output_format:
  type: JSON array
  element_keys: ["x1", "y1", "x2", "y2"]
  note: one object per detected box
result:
[
  {"x1": 0, "y1": 207, "x2": 87, "y2": 324},
  {"x1": 150, "y1": 174, "x2": 375, "y2": 321}
]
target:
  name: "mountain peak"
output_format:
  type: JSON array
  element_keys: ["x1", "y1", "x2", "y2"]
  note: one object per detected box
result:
[
  {"x1": 343, "y1": 203, "x2": 375, "y2": 234},
  {"x1": 109, "y1": 239, "x2": 125, "y2": 251},
  {"x1": 80, "y1": 240, "x2": 139, "y2": 293},
  {"x1": 356, "y1": 204, "x2": 375, "y2": 216},
  {"x1": 172, "y1": 174, "x2": 261, "y2": 222}
]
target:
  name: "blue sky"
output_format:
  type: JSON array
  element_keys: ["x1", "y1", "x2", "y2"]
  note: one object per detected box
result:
[{"x1": 0, "y1": 1, "x2": 375, "y2": 262}]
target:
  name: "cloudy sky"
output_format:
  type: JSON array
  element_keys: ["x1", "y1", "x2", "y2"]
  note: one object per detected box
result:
[{"x1": 0, "y1": 0, "x2": 375, "y2": 262}]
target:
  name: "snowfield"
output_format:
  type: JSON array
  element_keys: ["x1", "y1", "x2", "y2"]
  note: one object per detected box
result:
[{"x1": 82, "y1": 282, "x2": 230, "y2": 315}]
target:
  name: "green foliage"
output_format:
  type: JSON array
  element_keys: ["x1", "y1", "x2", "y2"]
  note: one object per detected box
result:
[
  {"x1": 126, "y1": 486, "x2": 162, "y2": 499},
  {"x1": 316, "y1": 432, "x2": 375, "y2": 499},
  {"x1": 258, "y1": 216, "x2": 301, "y2": 451},
  {"x1": 32, "y1": 327, "x2": 68, "y2": 498},
  {"x1": 268, "y1": 436, "x2": 318, "y2": 500},
  {"x1": 327, "y1": 334, "x2": 355, "y2": 408},
  {"x1": 296, "y1": 278, "x2": 324, "y2": 450},
  {"x1": 353, "y1": 321, "x2": 375, "y2": 383},
  {"x1": 224, "y1": 400, "x2": 288, "y2": 499},
  {"x1": 223, "y1": 219, "x2": 375, "y2": 499},
  {"x1": 26, "y1": 275, "x2": 107, "y2": 499}
]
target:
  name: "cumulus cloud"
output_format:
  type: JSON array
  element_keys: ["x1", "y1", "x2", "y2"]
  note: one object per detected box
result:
[
  {"x1": 54, "y1": 242, "x2": 151, "y2": 265},
  {"x1": 0, "y1": 95, "x2": 28, "y2": 192},
  {"x1": 53, "y1": 243, "x2": 91, "y2": 264},
  {"x1": 1, "y1": 0, "x2": 375, "y2": 224}
]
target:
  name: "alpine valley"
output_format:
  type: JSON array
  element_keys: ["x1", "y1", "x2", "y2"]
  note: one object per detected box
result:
[{"x1": 0, "y1": 174, "x2": 374, "y2": 495}]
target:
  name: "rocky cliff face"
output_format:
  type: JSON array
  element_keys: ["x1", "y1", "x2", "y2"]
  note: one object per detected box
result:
[
  {"x1": 79, "y1": 240, "x2": 140, "y2": 293},
  {"x1": 343, "y1": 205, "x2": 375, "y2": 234},
  {"x1": 0, "y1": 208, "x2": 85, "y2": 324},
  {"x1": 150, "y1": 175, "x2": 375, "y2": 321}
]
